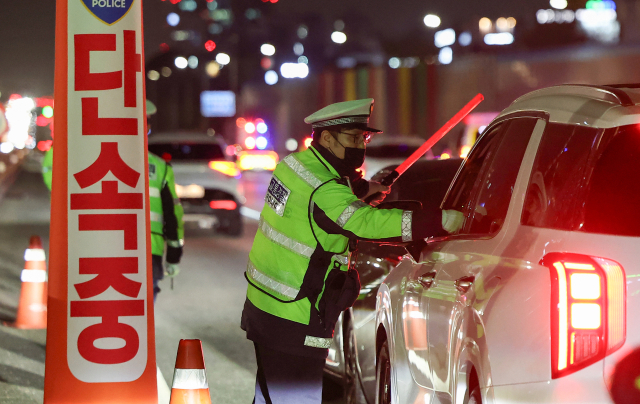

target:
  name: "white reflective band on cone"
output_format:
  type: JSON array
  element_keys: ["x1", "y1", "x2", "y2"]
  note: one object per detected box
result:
[
  {"x1": 171, "y1": 368, "x2": 209, "y2": 389},
  {"x1": 21, "y1": 269, "x2": 47, "y2": 283},
  {"x1": 24, "y1": 248, "x2": 46, "y2": 262}
]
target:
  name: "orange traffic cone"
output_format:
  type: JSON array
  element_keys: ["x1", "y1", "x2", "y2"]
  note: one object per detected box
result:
[
  {"x1": 13, "y1": 236, "x2": 47, "y2": 329},
  {"x1": 169, "y1": 339, "x2": 212, "y2": 404}
]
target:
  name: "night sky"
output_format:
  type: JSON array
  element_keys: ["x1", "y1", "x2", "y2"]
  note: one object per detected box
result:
[{"x1": 0, "y1": 0, "x2": 547, "y2": 98}]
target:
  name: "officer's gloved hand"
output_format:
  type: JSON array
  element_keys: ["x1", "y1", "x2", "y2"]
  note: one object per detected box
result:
[
  {"x1": 166, "y1": 245, "x2": 183, "y2": 264},
  {"x1": 364, "y1": 181, "x2": 391, "y2": 206},
  {"x1": 164, "y1": 263, "x2": 180, "y2": 278},
  {"x1": 442, "y1": 209, "x2": 464, "y2": 234}
]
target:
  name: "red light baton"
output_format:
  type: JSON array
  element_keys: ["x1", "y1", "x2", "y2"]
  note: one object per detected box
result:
[{"x1": 365, "y1": 93, "x2": 484, "y2": 203}]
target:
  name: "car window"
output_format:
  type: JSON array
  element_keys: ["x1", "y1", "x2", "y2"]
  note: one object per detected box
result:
[
  {"x1": 467, "y1": 118, "x2": 538, "y2": 235},
  {"x1": 581, "y1": 125, "x2": 640, "y2": 236},
  {"x1": 441, "y1": 123, "x2": 506, "y2": 231},
  {"x1": 392, "y1": 161, "x2": 461, "y2": 212},
  {"x1": 366, "y1": 144, "x2": 421, "y2": 158},
  {"x1": 521, "y1": 123, "x2": 599, "y2": 230},
  {"x1": 148, "y1": 142, "x2": 225, "y2": 161}
]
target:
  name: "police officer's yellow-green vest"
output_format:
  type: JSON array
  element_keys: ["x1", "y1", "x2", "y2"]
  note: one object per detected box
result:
[
  {"x1": 148, "y1": 152, "x2": 184, "y2": 256},
  {"x1": 42, "y1": 147, "x2": 53, "y2": 191},
  {"x1": 246, "y1": 146, "x2": 411, "y2": 327}
]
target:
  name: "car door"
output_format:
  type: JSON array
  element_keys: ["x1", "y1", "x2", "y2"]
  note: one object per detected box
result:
[{"x1": 424, "y1": 116, "x2": 544, "y2": 394}]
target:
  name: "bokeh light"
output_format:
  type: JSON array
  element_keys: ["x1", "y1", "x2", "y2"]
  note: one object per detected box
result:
[{"x1": 167, "y1": 13, "x2": 180, "y2": 26}]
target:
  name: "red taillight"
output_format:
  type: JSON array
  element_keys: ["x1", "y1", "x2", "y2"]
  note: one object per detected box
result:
[
  {"x1": 209, "y1": 200, "x2": 237, "y2": 210},
  {"x1": 542, "y1": 253, "x2": 626, "y2": 378}
]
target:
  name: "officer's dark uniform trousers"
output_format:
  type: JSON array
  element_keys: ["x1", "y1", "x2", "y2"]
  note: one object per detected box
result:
[{"x1": 252, "y1": 343, "x2": 325, "y2": 404}]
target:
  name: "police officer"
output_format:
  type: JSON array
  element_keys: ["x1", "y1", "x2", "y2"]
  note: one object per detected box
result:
[
  {"x1": 241, "y1": 98, "x2": 449, "y2": 404},
  {"x1": 41, "y1": 100, "x2": 184, "y2": 302},
  {"x1": 146, "y1": 100, "x2": 184, "y2": 301}
]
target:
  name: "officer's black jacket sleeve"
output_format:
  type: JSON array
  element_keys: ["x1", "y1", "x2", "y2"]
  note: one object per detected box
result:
[{"x1": 161, "y1": 183, "x2": 179, "y2": 241}]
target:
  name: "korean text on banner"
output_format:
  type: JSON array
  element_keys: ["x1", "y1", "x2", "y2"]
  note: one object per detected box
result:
[{"x1": 44, "y1": 0, "x2": 157, "y2": 402}]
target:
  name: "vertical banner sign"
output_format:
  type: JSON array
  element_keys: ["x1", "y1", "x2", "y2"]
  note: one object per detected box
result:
[{"x1": 45, "y1": 0, "x2": 157, "y2": 402}]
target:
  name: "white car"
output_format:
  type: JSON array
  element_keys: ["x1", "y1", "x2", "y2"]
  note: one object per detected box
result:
[
  {"x1": 374, "y1": 84, "x2": 640, "y2": 404},
  {"x1": 361, "y1": 136, "x2": 427, "y2": 180},
  {"x1": 148, "y1": 132, "x2": 245, "y2": 236}
]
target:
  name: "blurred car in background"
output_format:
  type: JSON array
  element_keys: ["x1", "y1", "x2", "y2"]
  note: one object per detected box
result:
[
  {"x1": 236, "y1": 149, "x2": 279, "y2": 171},
  {"x1": 361, "y1": 136, "x2": 427, "y2": 180},
  {"x1": 148, "y1": 132, "x2": 245, "y2": 236},
  {"x1": 375, "y1": 84, "x2": 640, "y2": 404},
  {"x1": 323, "y1": 158, "x2": 462, "y2": 404}
]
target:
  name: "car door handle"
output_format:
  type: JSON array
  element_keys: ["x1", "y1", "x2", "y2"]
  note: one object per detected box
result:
[
  {"x1": 418, "y1": 272, "x2": 436, "y2": 288},
  {"x1": 454, "y1": 276, "x2": 475, "y2": 294}
]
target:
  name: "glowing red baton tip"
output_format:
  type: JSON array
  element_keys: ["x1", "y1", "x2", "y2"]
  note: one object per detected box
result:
[{"x1": 395, "y1": 93, "x2": 483, "y2": 176}]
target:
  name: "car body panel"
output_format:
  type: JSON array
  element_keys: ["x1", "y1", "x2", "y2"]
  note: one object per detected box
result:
[
  {"x1": 323, "y1": 159, "x2": 462, "y2": 402},
  {"x1": 375, "y1": 85, "x2": 640, "y2": 404}
]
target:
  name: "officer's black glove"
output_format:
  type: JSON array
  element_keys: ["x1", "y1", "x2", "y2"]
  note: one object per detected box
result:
[
  {"x1": 412, "y1": 208, "x2": 449, "y2": 240},
  {"x1": 165, "y1": 246, "x2": 183, "y2": 264}
]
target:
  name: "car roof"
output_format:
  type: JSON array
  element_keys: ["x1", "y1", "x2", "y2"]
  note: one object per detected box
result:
[
  {"x1": 148, "y1": 132, "x2": 225, "y2": 144},
  {"x1": 498, "y1": 84, "x2": 640, "y2": 129},
  {"x1": 367, "y1": 135, "x2": 425, "y2": 147}
]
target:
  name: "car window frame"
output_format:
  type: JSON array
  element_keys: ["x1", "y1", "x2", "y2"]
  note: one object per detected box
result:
[{"x1": 436, "y1": 111, "x2": 549, "y2": 242}]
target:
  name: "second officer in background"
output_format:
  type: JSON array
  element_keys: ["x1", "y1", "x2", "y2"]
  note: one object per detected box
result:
[
  {"x1": 146, "y1": 100, "x2": 185, "y2": 301},
  {"x1": 241, "y1": 98, "x2": 449, "y2": 404}
]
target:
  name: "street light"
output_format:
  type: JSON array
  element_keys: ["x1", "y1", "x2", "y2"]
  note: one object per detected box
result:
[
  {"x1": 174, "y1": 56, "x2": 188, "y2": 69},
  {"x1": 216, "y1": 53, "x2": 230, "y2": 65},
  {"x1": 423, "y1": 14, "x2": 441, "y2": 28},
  {"x1": 260, "y1": 44, "x2": 276, "y2": 56},
  {"x1": 331, "y1": 31, "x2": 347, "y2": 44}
]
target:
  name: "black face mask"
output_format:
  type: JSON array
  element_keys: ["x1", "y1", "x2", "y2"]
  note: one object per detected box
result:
[
  {"x1": 342, "y1": 146, "x2": 365, "y2": 170},
  {"x1": 332, "y1": 136, "x2": 365, "y2": 169}
]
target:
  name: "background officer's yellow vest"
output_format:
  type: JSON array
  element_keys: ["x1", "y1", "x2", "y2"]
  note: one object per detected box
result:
[{"x1": 148, "y1": 152, "x2": 184, "y2": 256}]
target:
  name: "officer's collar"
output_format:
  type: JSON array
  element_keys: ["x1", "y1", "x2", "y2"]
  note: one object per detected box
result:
[{"x1": 310, "y1": 140, "x2": 363, "y2": 183}]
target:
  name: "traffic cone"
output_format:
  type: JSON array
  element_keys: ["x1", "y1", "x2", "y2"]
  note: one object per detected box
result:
[
  {"x1": 169, "y1": 339, "x2": 212, "y2": 404},
  {"x1": 13, "y1": 236, "x2": 47, "y2": 329}
]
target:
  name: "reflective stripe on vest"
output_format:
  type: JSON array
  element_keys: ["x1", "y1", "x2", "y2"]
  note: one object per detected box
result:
[
  {"x1": 336, "y1": 200, "x2": 369, "y2": 228},
  {"x1": 149, "y1": 186, "x2": 161, "y2": 198},
  {"x1": 283, "y1": 154, "x2": 323, "y2": 188},
  {"x1": 150, "y1": 211, "x2": 163, "y2": 223},
  {"x1": 260, "y1": 216, "x2": 348, "y2": 263},
  {"x1": 304, "y1": 335, "x2": 332, "y2": 348},
  {"x1": 332, "y1": 254, "x2": 348, "y2": 265},
  {"x1": 259, "y1": 216, "x2": 314, "y2": 258},
  {"x1": 167, "y1": 239, "x2": 184, "y2": 248},
  {"x1": 402, "y1": 210, "x2": 413, "y2": 242},
  {"x1": 247, "y1": 260, "x2": 299, "y2": 299}
]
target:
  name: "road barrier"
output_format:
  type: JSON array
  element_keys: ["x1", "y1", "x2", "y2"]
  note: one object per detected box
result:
[
  {"x1": 12, "y1": 235, "x2": 48, "y2": 329},
  {"x1": 169, "y1": 339, "x2": 212, "y2": 404}
]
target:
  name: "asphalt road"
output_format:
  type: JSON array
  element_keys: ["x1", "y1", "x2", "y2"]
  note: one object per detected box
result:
[{"x1": 0, "y1": 154, "x2": 346, "y2": 404}]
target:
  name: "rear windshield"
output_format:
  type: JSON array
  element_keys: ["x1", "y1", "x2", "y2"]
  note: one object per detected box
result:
[
  {"x1": 366, "y1": 143, "x2": 421, "y2": 158},
  {"x1": 522, "y1": 122, "x2": 640, "y2": 237},
  {"x1": 148, "y1": 142, "x2": 225, "y2": 161}
]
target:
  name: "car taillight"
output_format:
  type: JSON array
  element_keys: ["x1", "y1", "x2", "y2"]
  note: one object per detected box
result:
[
  {"x1": 209, "y1": 161, "x2": 240, "y2": 177},
  {"x1": 209, "y1": 200, "x2": 237, "y2": 210},
  {"x1": 542, "y1": 253, "x2": 626, "y2": 378}
]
